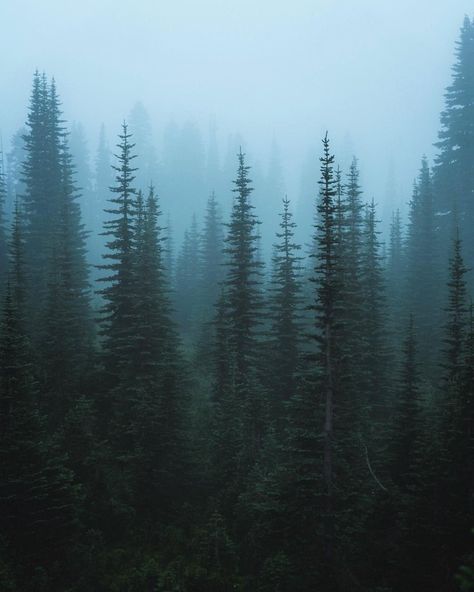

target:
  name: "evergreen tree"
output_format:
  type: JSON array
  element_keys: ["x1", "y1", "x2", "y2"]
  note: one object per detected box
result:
[
  {"x1": 132, "y1": 185, "x2": 188, "y2": 522},
  {"x1": 405, "y1": 158, "x2": 440, "y2": 372},
  {"x1": 387, "y1": 208, "x2": 404, "y2": 342},
  {"x1": 0, "y1": 282, "x2": 79, "y2": 589},
  {"x1": 442, "y1": 229, "x2": 469, "y2": 384},
  {"x1": 134, "y1": 185, "x2": 173, "y2": 382},
  {"x1": 435, "y1": 16, "x2": 474, "y2": 269},
  {"x1": 97, "y1": 122, "x2": 138, "y2": 388},
  {"x1": 18, "y1": 74, "x2": 91, "y2": 422},
  {"x1": 268, "y1": 197, "x2": 303, "y2": 411},
  {"x1": 40, "y1": 132, "x2": 91, "y2": 422},
  {"x1": 337, "y1": 158, "x2": 366, "y2": 394},
  {"x1": 164, "y1": 212, "x2": 174, "y2": 279},
  {"x1": 435, "y1": 303, "x2": 474, "y2": 578},
  {"x1": 309, "y1": 132, "x2": 340, "y2": 559},
  {"x1": 9, "y1": 199, "x2": 27, "y2": 315},
  {"x1": 21, "y1": 71, "x2": 54, "y2": 315},
  {"x1": 175, "y1": 214, "x2": 201, "y2": 336},
  {"x1": 361, "y1": 199, "x2": 388, "y2": 409},
  {"x1": 199, "y1": 192, "x2": 224, "y2": 315},
  {"x1": 0, "y1": 151, "x2": 8, "y2": 283},
  {"x1": 194, "y1": 192, "x2": 225, "y2": 367},
  {"x1": 223, "y1": 149, "x2": 266, "y2": 464},
  {"x1": 224, "y1": 149, "x2": 264, "y2": 377},
  {"x1": 390, "y1": 315, "x2": 422, "y2": 488},
  {"x1": 209, "y1": 291, "x2": 241, "y2": 493}
]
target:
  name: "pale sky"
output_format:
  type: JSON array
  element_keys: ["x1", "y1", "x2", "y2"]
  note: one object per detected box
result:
[{"x1": 0, "y1": 0, "x2": 472, "y2": 221}]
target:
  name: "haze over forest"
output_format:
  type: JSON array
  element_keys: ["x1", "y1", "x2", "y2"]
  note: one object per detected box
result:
[
  {"x1": 2, "y1": 0, "x2": 474, "y2": 242},
  {"x1": 0, "y1": 2, "x2": 474, "y2": 591}
]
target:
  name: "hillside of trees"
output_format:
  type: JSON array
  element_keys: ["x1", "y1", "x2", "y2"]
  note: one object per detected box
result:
[{"x1": 0, "y1": 15, "x2": 473, "y2": 592}]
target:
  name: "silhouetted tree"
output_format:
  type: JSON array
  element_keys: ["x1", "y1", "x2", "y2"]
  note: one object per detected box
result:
[{"x1": 268, "y1": 197, "x2": 303, "y2": 413}]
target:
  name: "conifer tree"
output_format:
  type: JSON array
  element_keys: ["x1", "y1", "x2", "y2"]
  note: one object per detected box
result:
[
  {"x1": 134, "y1": 185, "x2": 173, "y2": 381},
  {"x1": 19, "y1": 74, "x2": 91, "y2": 422},
  {"x1": 0, "y1": 152, "x2": 7, "y2": 283},
  {"x1": 132, "y1": 185, "x2": 187, "y2": 520},
  {"x1": 268, "y1": 197, "x2": 303, "y2": 410},
  {"x1": 41, "y1": 134, "x2": 91, "y2": 421},
  {"x1": 194, "y1": 193, "x2": 225, "y2": 366},
  {"x1": 435, "y1": 16, "x2": 474, "y2": 266},
  {"x1": 405, "y1": 158, "x2": 439, "y2": 371},
  {"x1": 387, "y1": 208, "x2": 404, "y2": 339},
  {"x1": 361, "y1": 199, "x2": 388, "y2": 408},
  {"x1": 442, "y1": 230, "x2": 469, "y2": 384},
  {"x1": 209, "y1": 291, "x2": 241, "y2": 492},
  {"x1": 337, "y1": 158, "x2": 366, "y2": 392},
  {"x1": 390, "y1": 315, "x2": 422, "y2": 488},
  {"x1": 97, "y1": 122, "x2": 138, "y2": 384},
  {"x1": 0, "y1": 281, "x2": 78, "y2": 588},
  {"x1": 435, "y1": 303, "x2": 474, "y2": 569},
  {"x1": 21, "y1": 71, "x2": 53, "y2": 313},
  {"x1": 310, "y1": 132, "x2": 340, "y2": 558},
  {"x1": 199, "y1": 192, "x2": 224, "y2": 315},
  {"x1": 9, "y1": 199, "x2": 27, "y2": 315},
  {"x1": 224, "y1": 149, "x2": 264, "y2": 377},
  {"x1": 175, "y1": 214, "x2": 201, "y2": 335},
  {"x1": 223, "y1": 149, "x2": 266, "y2": 463},
  {"x1": 164, "y1": 212, "x2": 174, "y2": 279}
]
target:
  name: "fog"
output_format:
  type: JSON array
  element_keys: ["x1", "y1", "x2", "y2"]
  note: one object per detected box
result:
[
  {"x1": 1, "y1": 0, "x2": 472, "y2": 245},
  {"x1": 3, "y1": 4, "x2": 474, "y2": 588}
]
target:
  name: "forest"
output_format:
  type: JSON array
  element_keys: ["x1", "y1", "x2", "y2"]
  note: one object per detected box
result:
[{"x1": 0, "y1": 9, "x2": 473, "y2": 592}]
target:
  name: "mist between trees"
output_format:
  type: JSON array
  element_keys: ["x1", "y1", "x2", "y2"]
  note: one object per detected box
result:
[{"x1": 0, "y1": 13, "x2": 473, "y2": 592}]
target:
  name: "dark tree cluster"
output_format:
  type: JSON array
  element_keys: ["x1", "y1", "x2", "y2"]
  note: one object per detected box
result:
[{"x1": 0, "y1": 17, "x2": 474, "y2": 592}]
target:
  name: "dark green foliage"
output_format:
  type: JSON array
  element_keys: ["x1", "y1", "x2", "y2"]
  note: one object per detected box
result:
[
  {"x1": 0, "y1": 153, "x2": 8, "y2": 283},
  {"x1": 0, "y1": 284, "x2": 79, "y2": 590},
  {"x1": 267, "y1": 197, "x2": 303, "y2": 412},
  {"x1": 336, "y1": 158, "x2": 366, "y2": 397},
  {"x1": 41, "y1": 138, "x2": 92, "y2": 422},
  {"x1": 360, "y1": 199, "x2": 389, "y2": 409},
  {"x1": 18, "y1": 73, "x2": 92, "y2": 425},
  {"x1": 224, "y1": 150, "x2": 264, "y2": 376},
  {"x1": 309, "y1": 132, "x2": 340, "y2": 563},
  {"x1": 220, "y1": 149, "x2": 267, "y2": 468},
  {"x1": 405, "y1": 158, "x2": 440, "y2": 373},
  {"x1": 435, "y1": 16, "x2": 474, "y2": 273},
  {"x1": 390, "y1": 315, "x2": 422, "y2": 488},
  {"x1": 442, "y1": 230, "x2": 469, "y2": 384},
  {"x1": 21, "y1": 72, "x2": 52, "y2": 298},
  {"x1": 97, "y1": 122, "x2": 139, "y2": 382}
]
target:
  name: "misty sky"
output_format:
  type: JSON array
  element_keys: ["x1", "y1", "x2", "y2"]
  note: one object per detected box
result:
[{"x1": 1, "y1": 0, "x2": 473, "y2": 223}]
